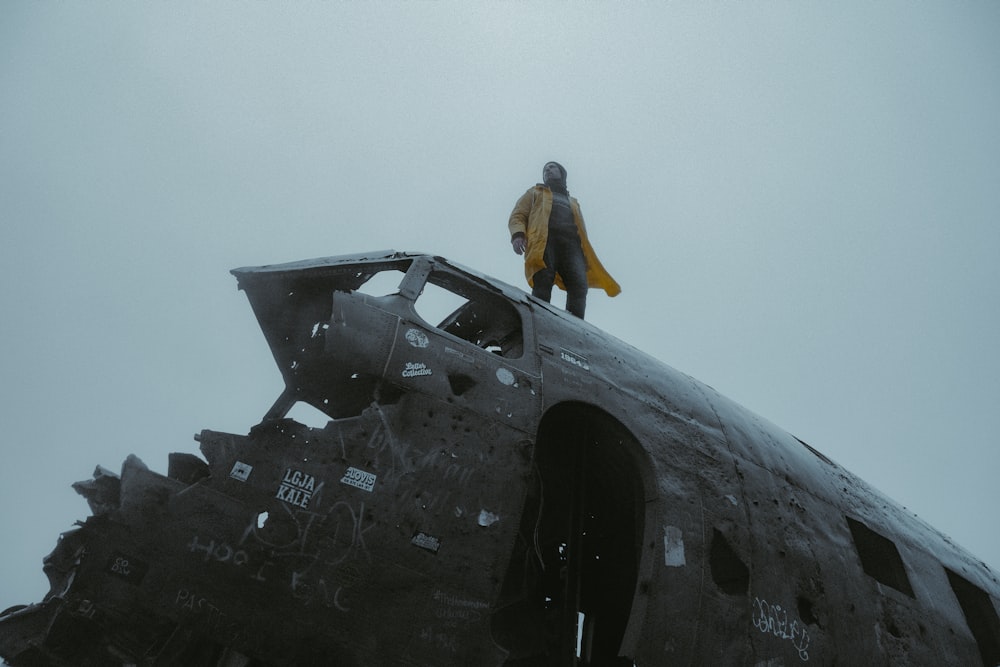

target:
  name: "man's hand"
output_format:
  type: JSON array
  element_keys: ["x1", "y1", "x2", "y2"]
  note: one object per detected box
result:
[{"x1": 511, "y1": 235, "x2": 526, "y2": 255}]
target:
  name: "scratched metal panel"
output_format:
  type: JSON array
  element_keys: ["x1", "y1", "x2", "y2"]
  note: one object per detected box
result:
[
  {"x1": 631, "y1": 446, "x2": 707, "y2": 666},
  {"x1": 735, "y1": 459, "x2": 985, "y2": 666},
  {"x1": 568, "y1": 398, "x2": 726, "y2": 666},
  {"x1": 736, "y1": 457, "x2": 860, "y2": 665},
  {"x1": 191, "y1": 398, "x2": 531, "y2": 664},
  {"x1": 532, "y1": 315, "x2": 728, "y2": 451},
  {"x1": 384, "y1": 320, "x2": 540, "y2": 433},
  {"x1": 5, "y1": 252, "x2": 1000, "y2": 666},
  {"x1": 0, "y1": 397, "x2": 530, "y2": 665}
]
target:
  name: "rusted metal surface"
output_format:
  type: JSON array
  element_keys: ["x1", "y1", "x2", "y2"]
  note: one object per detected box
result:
[{"x1": 2, "y1": 251, "x2": 998, "y2": 666}]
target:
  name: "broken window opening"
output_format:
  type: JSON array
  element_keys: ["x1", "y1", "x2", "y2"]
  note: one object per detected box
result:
[
  {"x1": 412, "y1": 280, "x2": 469, "y2": 327},
  {"x1": 710, "y1": 529, "x2": 750, "y2": 596},
  {"x1": 414, "y1": 271, "x2": 524, "y2": 359},
  {"x1": 284, "y1": 401, "x2": 334, "y2": 429},
  {"x1": 846, "y1": 517, "x2": 915, "y2": 597},
  {"x1": 353, "y1": 268, "x2": 408, "y2": 298},
  {"x1": 945, "y1": 567, "x2": 1000, "y2": 667}
]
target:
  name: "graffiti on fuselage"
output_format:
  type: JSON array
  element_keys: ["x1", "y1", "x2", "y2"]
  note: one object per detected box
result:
[{"x1": 751, "y1": 595, "x2": 811, "y2": 661}]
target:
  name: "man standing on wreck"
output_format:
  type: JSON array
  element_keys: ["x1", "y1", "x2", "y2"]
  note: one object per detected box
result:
[{"x1": 508, "y1": 161, "x2": 621, "y2": 319}]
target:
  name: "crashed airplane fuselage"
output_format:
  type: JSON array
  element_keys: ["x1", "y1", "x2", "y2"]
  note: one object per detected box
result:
[{"x1": 1, "y1": 250, "x2": 998, "y2": 666}]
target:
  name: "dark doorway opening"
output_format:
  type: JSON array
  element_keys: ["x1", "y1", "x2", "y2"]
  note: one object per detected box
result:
[{"x1": 495, "y1": 404, "x2": 646, "y2": 667}]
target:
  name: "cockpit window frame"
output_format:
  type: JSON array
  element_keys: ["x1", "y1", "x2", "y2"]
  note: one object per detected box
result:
[{"x1": 405, "y1": 260, "x2": 528, "y2": 361}]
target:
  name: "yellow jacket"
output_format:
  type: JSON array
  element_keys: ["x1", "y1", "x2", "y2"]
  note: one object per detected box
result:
[{"x1": 508, "y1": 185, "x2": 621, "y2": 297}]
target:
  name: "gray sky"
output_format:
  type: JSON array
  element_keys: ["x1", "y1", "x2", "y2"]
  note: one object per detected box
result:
[{"x1": 2, "y1": 2, "x2": 998, "y2": 609}]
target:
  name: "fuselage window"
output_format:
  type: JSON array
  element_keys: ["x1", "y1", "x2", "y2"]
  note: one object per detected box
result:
[
  {"x1": 945, "y1": 567, "x2": 1000, "y2": 666},
  {"x1": 845, "y1": 517, "x2": 915, "y2": 597}
]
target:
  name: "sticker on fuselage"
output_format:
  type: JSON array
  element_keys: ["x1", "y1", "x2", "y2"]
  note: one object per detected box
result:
[
  {"x1": 276, "y1": 468, "x2": 319, "y2": 509},
  {"x1": 405, "y1": 328, "x2": 429, "y2": 348},
  {"x1": 229, "y1": 461, "x2": 253, "y2": 482},
  {"x1": 341, "y1": 466, "x2": 377, "y2": 493},
  {"x1": 411, "y1": 531, "x2": 441, "y2": 554},
  {"x1": 402, "y1": 361, "x2": 432, "y2": 378},
  {"x1": 559, "y1": 348, "x2": 590, "y2": 371},
  {"x1": 495, "y1": 367, "x2": 516, "y2": 386},
  {"x1": 445, "y1": 346, "x2": 473, "y2": 364}
]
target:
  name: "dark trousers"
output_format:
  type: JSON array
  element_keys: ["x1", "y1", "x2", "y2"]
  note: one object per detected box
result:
[{"x1": 531, "y1": 228, "x2": 588, "y2": 319}]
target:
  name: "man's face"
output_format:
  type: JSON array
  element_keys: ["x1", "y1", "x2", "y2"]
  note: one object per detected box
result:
[{"x1": 543, "y1": 163, "x2": 563, "y2": 183}]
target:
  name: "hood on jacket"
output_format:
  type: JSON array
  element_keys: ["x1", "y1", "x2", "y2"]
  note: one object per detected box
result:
[{"x1": 542, "y1": 161, "x2": 568, "y2": 194}]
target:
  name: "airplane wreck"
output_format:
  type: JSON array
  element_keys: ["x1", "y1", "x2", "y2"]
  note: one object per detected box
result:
[{"x1": 1, "y1": 250, "x2": 998, "y2": 666}]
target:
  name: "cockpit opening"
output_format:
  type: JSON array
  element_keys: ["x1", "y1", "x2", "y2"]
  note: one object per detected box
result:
[
  {"x1": 416, "y1": 270, "x2": 524, "y2": 359},
  {"x1": 242, "y1": 256, "x2": 526, "y2": 424},
  {"x1": 353, "y1": 267, "x2": 409, "y2": 298}
]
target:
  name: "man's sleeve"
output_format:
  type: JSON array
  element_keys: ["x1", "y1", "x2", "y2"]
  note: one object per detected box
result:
[{"x1": 508, "y1": 189, "x2": 532, "y2": 239}]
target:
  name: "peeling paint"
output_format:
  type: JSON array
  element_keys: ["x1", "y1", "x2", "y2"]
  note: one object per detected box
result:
[
  {"x1": 411, "y1": 532, "x2": 441, "y2": 554},
  {"x1": 477, "y1": 510, "x2": 500, "y2": 527},
  {"x1": 663, "y1": 526, "x2": 686, "y2": 567},
  {"x1": 310, "y1": 322, "x2": 329, "y2": 338}
]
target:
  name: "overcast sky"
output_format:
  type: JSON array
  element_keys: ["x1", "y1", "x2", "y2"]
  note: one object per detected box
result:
[{"x1": 2, "y1": 2, "x2": 998, "y2": 610}]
